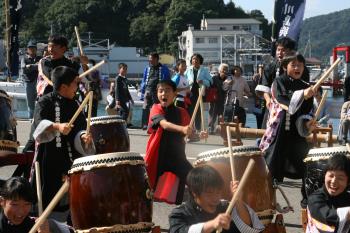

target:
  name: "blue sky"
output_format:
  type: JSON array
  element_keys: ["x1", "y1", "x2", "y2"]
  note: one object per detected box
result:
[{"x1": 224, "y1": 0, "x2": 350, "y2": 20}]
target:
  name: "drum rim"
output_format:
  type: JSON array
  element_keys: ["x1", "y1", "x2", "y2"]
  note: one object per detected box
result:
[
  {"x1": 305, "y1": 146, "x2": 349, "y2": 162},
  {"x1": 90, "y1": 115, "x2": 125, "y2": 124},
  {"x1": 0, "y1": 140, "x2": 19, "y2": 150},
  {"x1": 74, "y1": 222, "x2": 154, "y2": 233},
  {"x1": 195, "y1": 146, "x2": 262, "y2": 165},
  {"x1": 69, "y1": 152, "x2": 144, "y2": 174}
]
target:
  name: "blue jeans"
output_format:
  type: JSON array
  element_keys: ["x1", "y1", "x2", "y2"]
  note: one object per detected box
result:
[{"x1": 25, "y1": 80, "x2": 37, "y2": 118}]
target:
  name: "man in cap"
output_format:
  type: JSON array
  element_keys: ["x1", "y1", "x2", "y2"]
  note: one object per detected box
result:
[{"x1": 21, "y1": 40, "x2": 42, "y2": 118}]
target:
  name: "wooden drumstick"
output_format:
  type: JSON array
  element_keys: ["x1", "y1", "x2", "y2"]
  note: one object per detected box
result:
[
  {"x1": 29, "y1": 180, "x2": 69, "y2": 233},
  {"x1": 314, "y1": 90, "x2": 328, "y2": 120},
  {"x1": 68, "y1": 91, "x2": 91, "y2": 128},
  {"x1": 216, "y1": 159, "x2": 255, "y2": 233},
  {"x1": 79, "y1": 60, "x2": 106, "y2": 79},
  {"x1": 86, "y1": 91, "x2": 93, "y2": 134},
  {"x1": 226, "y1": 125, "x2": 236, "y2": 181},
  {"x1": 199, "y1": 90, "x2": 207, "y2": 143},
  {"x1": 312, "y1": 58, "x2": 341, "y2": 92},
  {"x1": 74, "y1": 26, "x2": 84, "y2": 56},
  {"x1": 35, "y1": 162, "x2": 43, "y2": 215},
  {"x1": 186, "y1": 87, "x2": 206, "y2": 141}
]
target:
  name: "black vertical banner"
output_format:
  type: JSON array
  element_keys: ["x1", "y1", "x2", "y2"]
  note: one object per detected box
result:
[
  {"x1": 272, "y1": 0, "x2": 306, "y2": 50},
  {"x1": 9, "y1": 0, "x2": 22, "y2": 77}
]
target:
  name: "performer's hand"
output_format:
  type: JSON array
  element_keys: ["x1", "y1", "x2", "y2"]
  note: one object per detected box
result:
[
  {"x1": 56, "y1": 123, "x2": 72, "y2": 135},
  {"x1": 230, "y1": 180, "x2": 239, "y2": 195},
  {"x1": 207, "y1": 213, "x2": 231, "y2": 231},
  {"x1": 37, "y1": 219, "x2": 50, "y2": 233},
  {"x1": 306, "y1": 119, "x2": 317, "y2": 133},
  {"x1": 304, "y1": 87, "x2": 315, "y2": 100},
  {"x1": 183, "y1": 125, "x2": 192, "y2": 136},
  {"x1": 199, "y1": 130, "x2": 208, "y2": 139},
  {"x1": 81, "y1": 133, "x2": 93, "y2": 145},
  {"x1": 80, "y1": 55, "x2": 89, "y2": 65}
]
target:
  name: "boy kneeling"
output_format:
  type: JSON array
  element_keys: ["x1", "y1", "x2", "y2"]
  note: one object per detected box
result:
[{"x1": 169, "y1": 166, "x2": 264, "y2": 233}]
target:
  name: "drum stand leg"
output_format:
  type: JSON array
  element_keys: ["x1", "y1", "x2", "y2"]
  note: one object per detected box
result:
[{"x1": 219, "y1": 117, "x2": 243, "y2": 147}]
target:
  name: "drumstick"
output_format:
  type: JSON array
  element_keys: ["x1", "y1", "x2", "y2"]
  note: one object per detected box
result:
[
  {"x1": 186, "y1": 87, "x2": 206, "y2": 141},
  {"x1": 79, "y1": 60, "x2": 106, "y2": 79},
  {"x1": 312, "y1": 58, "x2": 341, "y2": 92},
  {"x1": 67, "y1": 91, "x2": 92, "y2": 128},
  {"x1": 314, "y1": 90, "x2": 328, "y2": 120},
  {"x1": 29, "y1": 180, "x2": 69, "y2": 233},
  {"x1": 199, "y1": 91, "x2": 207, "y2": 143},
  {"x1": 74, "y1": 26, "x2": 84, "y2": 56},
  {"x1": 226, "y1": 125, "x2": 236, "y2": 181},
  {"x1": 35, "y1": 162, "x2": 43, "y2": 215},
  {"x1": 86, "y1": 91, "x2": 93, "y2": 134},
  {"x1": 216, "y1": 159, "x2": 255, "y2": 233}
]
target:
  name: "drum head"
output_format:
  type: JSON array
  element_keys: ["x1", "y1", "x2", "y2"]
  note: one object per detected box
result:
[
  {"x1": 90, "y1": 115, "x2": 125, "y2": 125},
  {"x1": 195, "y1": 145, "x2": 262, "y2": 166},
  {"x1": 69, "y1": 152, "x2": 144, "y2": 174}
]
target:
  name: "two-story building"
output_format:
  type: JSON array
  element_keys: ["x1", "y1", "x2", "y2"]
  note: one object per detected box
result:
[{"x1": 178, "y1": 17, "x2": 271, "y2": 75}]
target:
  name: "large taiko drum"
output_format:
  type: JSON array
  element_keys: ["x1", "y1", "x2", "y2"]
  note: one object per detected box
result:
[
  {"x1": 68, "y1": 152, "x2": 153, "y2": 233},
  {"x1": 0, "y1": 90, "x2": 19, "y2": 157},
  {"x1": 194, "y1": 146, "x2": 275, "y2": 225},
  {"x1": 90, "y1": 116, "x2": 130, "y2": 153},
  {"x1": 304, "y1": 146, "x2": 349, "y2": 196}
]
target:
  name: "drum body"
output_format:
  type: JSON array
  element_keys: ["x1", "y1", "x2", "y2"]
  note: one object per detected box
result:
[
  {"x1": 90, "y1": 116, "x2": 130, "y2": 153},
  {"x1": 69, "y1": 152, "x2": 153, "y2": 232},
  {"x1": 0, "y1": 90, "x2": 18, "y2": 157},
  {"x1": 304, "y1": 146, "x2": 348, "y2": 196},
  {"x1": 194, "y1": 146, "x2": 275, "y2": 225}
]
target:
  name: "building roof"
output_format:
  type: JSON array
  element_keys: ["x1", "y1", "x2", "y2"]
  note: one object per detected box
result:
[{"x1": 205, "y1": 18, "x2": 262, "y2": 25}]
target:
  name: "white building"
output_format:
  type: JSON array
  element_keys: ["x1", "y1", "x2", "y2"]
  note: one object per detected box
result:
[{"x1": 178, "y1": 17, "x2": 271, "y2": 75}]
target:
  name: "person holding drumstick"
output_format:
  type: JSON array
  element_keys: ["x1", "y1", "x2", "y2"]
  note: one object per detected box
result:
[
  {"x1": 145, "y1": 80, "x2": 206, "y2": 205},
  {"x1": 169, "y1": 166, "x2": 264, "y2": 233},
  {"x1": 31, "y1": 66, "x2": 95, "y2": 221},
  {"x1": 259, "y1": 52, "x2": 317, "y2": 208},
  {"x1": 0, "y1": 177, "x2": 74, "y2": 233}
]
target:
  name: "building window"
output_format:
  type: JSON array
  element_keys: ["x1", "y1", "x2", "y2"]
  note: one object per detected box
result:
[
  {"x1": 242, "y1": 25, "x2": 251, "y2": 31},
  {"x1": 232, "y1": 26, "x2": 240, "y2": 30},
  {"x1": 195, "y1": 38, "x2": 205, "y2": 44},
  {"x1": 219, "y1": 27, "x2": 226, "y2": 30},
  {"x1": 208, "y1": 37, "x2": 218, "y2": 44}
]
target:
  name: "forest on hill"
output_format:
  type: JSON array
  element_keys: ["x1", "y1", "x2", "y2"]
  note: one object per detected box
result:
[
  {"x1": 299, "y1": 8, "x2": 350, "y2": 62},
  {"x1": 1, "y1": 0, "x2": 271, "y2": 55}
]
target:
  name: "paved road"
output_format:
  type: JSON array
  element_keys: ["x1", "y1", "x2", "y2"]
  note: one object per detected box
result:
[{"x1": 0, "y1": 120, "x2": 304, "y2": 232}]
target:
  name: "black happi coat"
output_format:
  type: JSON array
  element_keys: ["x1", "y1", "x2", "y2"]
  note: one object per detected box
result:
[
  {"x1": 0, "y1": 211, "x2": 35, "y2": 233},
  {"x1": 169, "y1": 199, "x2": 242, "y2": 233},
  {"x1": 308, "y1": 185, "x2": 350, "y2": 232},
  {"x1": 262, "y1": 74, "x2": 314, "y2": 181},
  {"x1": 33, "y1": 92, "x2": 87, "y2": 211}
]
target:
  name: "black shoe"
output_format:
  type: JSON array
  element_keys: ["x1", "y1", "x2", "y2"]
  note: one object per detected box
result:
[
  {"x1": 142, "y1": 125, "x2": 148, "y2": 130},
  {"x1": 340, "y1": 139, "x2": 347, "y2": 146}
]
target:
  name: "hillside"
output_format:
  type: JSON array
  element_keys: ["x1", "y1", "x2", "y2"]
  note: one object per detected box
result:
[{"x1": 299, "y1": 8, "x2": 350, "y2": 62}]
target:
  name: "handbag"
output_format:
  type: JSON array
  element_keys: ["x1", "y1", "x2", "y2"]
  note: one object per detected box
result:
[{"x1": 204, "y1": 86, "x2": 218, "y2": 103}]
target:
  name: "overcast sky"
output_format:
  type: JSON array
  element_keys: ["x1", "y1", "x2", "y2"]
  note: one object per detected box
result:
[{"x1": 224, "y1": 0, "x2": 350, "y2": 20}]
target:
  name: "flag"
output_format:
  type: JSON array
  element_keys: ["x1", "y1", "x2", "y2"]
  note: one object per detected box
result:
[
  {"x1": 272, "y1": 0, "x2": 306, "y2": 46},
  {"x1": 8, "y1": 0, "x2": 22, "y2": 77}
]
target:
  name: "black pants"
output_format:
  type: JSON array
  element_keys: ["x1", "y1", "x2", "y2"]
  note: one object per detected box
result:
[
  {"x1": 142, "y1": 91, "x2": 158, "y2": 127},
  {"x1": 188, "y1": 94, "x2": 201, "y2": 131},
  {"x1": 208, "y1": 102, "x2": 223, "y2": 133}
]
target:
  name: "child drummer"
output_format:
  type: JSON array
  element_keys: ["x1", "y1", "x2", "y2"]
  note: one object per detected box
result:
[
  {"x1": 307, "y1": 153, "x2": 350, "y2": 232},
  {"x1": 169, "y1": 166, "x2": 264, "y2": 233},
  {"x1": 145, "y1": 80, "x2": 206, "y2": 205},
  {"x1": 0, "y1": 176, "x2": 74, "y2": 232},
  {"x1": 32, "y1": 66, "x2": 95, "y2": 221}
]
